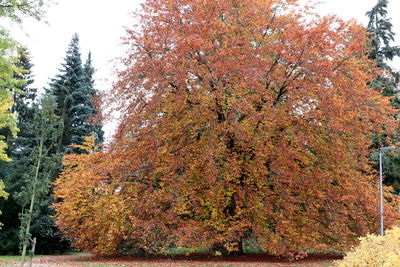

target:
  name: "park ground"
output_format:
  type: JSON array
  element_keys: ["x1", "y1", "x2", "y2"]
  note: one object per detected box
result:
[{"x1": 0, "y1": 253, "x2": 342, "y2": 267}]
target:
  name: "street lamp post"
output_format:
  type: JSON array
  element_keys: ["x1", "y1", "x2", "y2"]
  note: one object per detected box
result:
[{"x1": 379, "y1": 146, "x2": 395, "y2": 236}]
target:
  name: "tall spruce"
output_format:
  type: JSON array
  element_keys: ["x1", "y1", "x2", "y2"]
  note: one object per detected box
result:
[
  {"x1": 367, "y1": 0, "x2": 400, "y2": 191},
  {"x1": 48, "y1": 34, "x2": 103, "y2": 154}
]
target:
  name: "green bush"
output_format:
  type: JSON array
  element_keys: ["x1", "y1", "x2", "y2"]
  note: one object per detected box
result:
[{"x1": 337, "y1": 226, "x2": 400, "y2": 267}]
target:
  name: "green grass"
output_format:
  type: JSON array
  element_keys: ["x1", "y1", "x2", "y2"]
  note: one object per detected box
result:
[
  {"x1": 0, "y1": 255, "x2": 20, "y2": 263},
  {"x1": 166, "y1": 246, "x2": 210, "y2": 255},
  {"x1": 165, "y1": 241, "x2": 265, "y2": 255},
  {"x1": 0, "y1": 255, "x2": 49, "y2": 266},
  {"x1": 242, "y1": 239, "x2": 265, "y2": 254},
  {"x1": 81, "y1": 264, "x2": 128, "y2": 267}
]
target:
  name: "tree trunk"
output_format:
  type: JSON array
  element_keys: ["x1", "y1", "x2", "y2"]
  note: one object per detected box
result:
[
  {"x1": 212, "y1": 239, "x2": 244, "y2": 255},
  {"x1": 20, "y1": 125, "x2": 44, "y2": 267}
]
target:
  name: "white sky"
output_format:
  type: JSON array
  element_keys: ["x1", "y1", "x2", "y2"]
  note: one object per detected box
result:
[
  {"x1": 9, "y1": 0, "x2": 142, "y2": 95},
  {"x1": 7, "y1": 0, "x2": 400, "y2": 140}
]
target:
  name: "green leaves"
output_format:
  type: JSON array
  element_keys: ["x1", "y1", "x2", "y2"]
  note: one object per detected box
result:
[
  {"x1": 0, "y1": 0, "x2": 48, "y2": 23},
  {"x1": 0, "y1": 180, "x2": 8, "y2": 229},
  {"x1": 0, "y1": 34, "x2": 18, "y2": 229},
  {"x1": 0, "y1": 0, "x2": 50, "y2": 252}
]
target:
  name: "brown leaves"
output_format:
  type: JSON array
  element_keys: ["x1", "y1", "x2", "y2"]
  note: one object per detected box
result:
[{"x1": 55, "y1": 0, "x2": 399, "y2": 257}]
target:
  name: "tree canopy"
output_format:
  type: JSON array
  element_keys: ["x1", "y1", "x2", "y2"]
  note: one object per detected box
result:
[
  {"x1": 54, "y1": 0, "x2": 400, "y2": 257},
  {"x1": 0, "y1": 47, "x2": 37, "y2": 253},
  {"x1": 0, "y1": 0, "x2": 47, "y2": 22},
  {"x1": 0, "y1": 0, "x2": 50, "y2": 230},
  {"x1": 0, "y1": 180, "x2": 7, "y2": 230}
]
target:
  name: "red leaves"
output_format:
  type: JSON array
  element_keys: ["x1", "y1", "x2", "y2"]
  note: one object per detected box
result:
[{"x1": 54, "y1": 0, "x2": 399, "y2": 257}]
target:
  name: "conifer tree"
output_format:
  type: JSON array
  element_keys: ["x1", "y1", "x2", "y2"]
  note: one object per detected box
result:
[
  {"x1": 83, "y1": 52, "x2": 104, "y2": 145},
  {"x1": 8, "y1": 47, "x2": 37, "y2": 157},
  {"x1": 19, "y1": 94, "x2": 62, "y2": 266},
  {"x1": 11, "y1": 35, "x2": 104, "y2": 254},
  {"x1": 49, "y1": 33, "x2": 85, "y2": 154},
  {"x1": 367, "y1": 0, "x2": 400, "y2": 98},
  {"x1": 48, "y1": 34, "x2": 103, "y2": 155},
  {"x1": 0, "y1": 49, "x2": 69, "y2": 254},
  {"x1": 0, "y1": 47, "x2": 34, "y2": 253},
  {"x1": 0, "y1": 0, "x2": 49, "y2": 240},
  {"x1": 367, "y1": 0, "x2": 400, "y2": 191}
]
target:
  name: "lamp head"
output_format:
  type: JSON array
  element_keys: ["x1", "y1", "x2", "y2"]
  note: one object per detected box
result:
[{"x1": 380, "y1": 146, "x2": 395, "y2": 151}]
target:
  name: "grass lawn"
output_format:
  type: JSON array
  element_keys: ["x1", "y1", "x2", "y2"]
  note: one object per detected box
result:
[{"x1": 0, "y1": 255, "x2": 20, "y2": 264}]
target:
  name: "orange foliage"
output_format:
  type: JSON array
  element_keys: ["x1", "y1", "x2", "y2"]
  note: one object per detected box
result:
[
  {"x1": 54, "y1": 0, "x2": 400, "y2": 256},
  {"x1": 53, "y1": 137, "x2": 174, "y2": 255}
]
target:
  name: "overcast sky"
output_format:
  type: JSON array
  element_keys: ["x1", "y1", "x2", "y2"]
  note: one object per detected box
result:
[
  {"x1": 8, "y1": 0, "x2": 400, "y2": 140},
  {"x1": 9, "y1": 0, "x2": 140, "y2": 94}
]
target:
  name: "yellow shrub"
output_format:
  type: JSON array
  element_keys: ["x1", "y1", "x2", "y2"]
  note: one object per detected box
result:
[{"x1": 337, "y1": 227, "x2": 400, "y2": 267}]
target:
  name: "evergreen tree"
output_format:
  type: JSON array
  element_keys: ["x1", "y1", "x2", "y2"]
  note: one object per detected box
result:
[
  {"x1": 9, "y1": 47, "x2": 37, "y2": 157},
  {"x1": 367, "y1": 0, "x2": 400, "y2": 99},
  {"x1": 83, "y1": 52, "x2": 104, "y2": 145},
  {"x1": 0, "y1": 48, "x2": 37, "y2": 253},
  {"x1": 16, "y1": 35, "x2": 103, "y2": 254},
  {"x1": 367, "y1": 0, "x2": 400, "y2": 191},
  {"x1": 0, "y1": 49, "x2": 69, "y2": 254},
  {"x1": 0, "y1": 0, "x2": 50, "y2": 226},
  {"x1": 0, "y1": 34, "x2": 104, "y2": 254},
  {"x1": 48, "y1": 34, "x2": 103, "y2": 154},
  {"x1": 19, "y1": 93, "x2": 63, "y2": 265}
]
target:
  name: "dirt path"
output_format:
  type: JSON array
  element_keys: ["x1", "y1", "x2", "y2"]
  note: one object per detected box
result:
[{"x1": 4, "y1": 253, "x2": 341, "y2": 267}]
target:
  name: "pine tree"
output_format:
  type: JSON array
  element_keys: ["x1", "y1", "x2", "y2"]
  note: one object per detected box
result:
[
  {"x1": 48, "y1": 34, "x2": 103, "y2": 155},
  {"x1": 367, "y1": 0, "x2": 400, "y2": 191}
]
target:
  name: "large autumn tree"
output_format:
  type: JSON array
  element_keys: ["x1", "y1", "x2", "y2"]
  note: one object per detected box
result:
[{"x1": 54, "y1": 0, "x2": 400, "y2": 256}]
